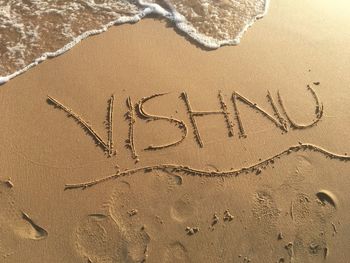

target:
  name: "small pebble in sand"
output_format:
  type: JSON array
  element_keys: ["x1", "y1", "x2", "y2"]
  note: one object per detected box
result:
[
  {"x1": 155, "y1": 215, "x2": 164, "y2": 224},
  {"x1": 127, "y1": 209, "x2": 138, "y2": 216},
  {"x1": 212, "y1": 213, "x2": 219, "y2": 226},
  {"x1": 4, "y1": 179, "x2": 14, "y2": 188},
  {"x1": 309, "y1": 243, "x2": 321, "y2": 254},
  {"x1": 186, "y1": 226, "x2": 199, "y2": 235},
  {"x1": 223, "y1": 209, "x2": 234, "y2": 221},
  {"x1": 278, "y1": 232, "x2": 283, "y2": 240}
]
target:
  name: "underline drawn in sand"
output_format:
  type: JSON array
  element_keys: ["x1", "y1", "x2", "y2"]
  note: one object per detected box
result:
[{"x1": 64, "y1": 143, "x2": 350, "y2": 190}]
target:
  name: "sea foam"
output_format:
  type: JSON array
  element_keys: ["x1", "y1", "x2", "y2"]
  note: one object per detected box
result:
[{"x1": 0, "y1": 0, "x2": 269, "y2": 85}]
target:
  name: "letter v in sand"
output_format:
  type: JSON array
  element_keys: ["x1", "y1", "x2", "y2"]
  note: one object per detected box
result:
[{"x1": 47, "y1": 95, "x2": 115, "y2": 157}]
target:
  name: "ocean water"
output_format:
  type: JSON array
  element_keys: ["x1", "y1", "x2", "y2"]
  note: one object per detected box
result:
[{"x1": 0, "y1": 0, "x2": 268, "y2": 84}]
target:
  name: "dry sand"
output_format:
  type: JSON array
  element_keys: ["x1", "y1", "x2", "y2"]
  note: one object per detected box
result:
[{"x1": 1, "y1": 0, "x2": 350, "y2": 262}]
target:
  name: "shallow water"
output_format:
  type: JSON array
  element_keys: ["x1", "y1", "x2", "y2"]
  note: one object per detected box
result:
[{"x1": 0, "y1": 0, "x2": 268, "y2": 83}]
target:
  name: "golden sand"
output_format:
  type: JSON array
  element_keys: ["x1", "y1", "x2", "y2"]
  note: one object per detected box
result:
[{"x1": 0, "y1": 0, "x2": 350, "y2": 262}]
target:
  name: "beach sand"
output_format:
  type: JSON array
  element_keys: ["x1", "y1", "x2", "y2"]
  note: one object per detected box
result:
[{"x1": 0, "y1": 0, "x2": 350, "y2": 262}]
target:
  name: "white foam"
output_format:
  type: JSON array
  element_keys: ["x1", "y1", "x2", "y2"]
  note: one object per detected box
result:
[{"x1": 0, "y1": 0, "x2": 269, "y2": 86}]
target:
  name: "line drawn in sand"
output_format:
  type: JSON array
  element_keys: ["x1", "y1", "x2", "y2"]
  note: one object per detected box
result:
[
  {"x1": 106, "y1": 94, "x2": 115, "y2": 157},
  {"x1": 125, "y1": 96, "x2": 139, "y2": 161},
  {"x1": 64, "y1": 143, "x2": 350, "y2": 190}
]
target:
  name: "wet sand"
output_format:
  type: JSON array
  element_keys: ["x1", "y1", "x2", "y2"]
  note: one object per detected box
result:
[{"x1": 0, "y1": 0, "x2": 350, "y2": 262}]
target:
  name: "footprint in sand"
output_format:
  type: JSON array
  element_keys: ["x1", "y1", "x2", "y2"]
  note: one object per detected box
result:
[
  {"x1": 75, "y1": 214, "x2": 127, "y2": 263},
  {"x1": 0, "y1": 181, "x2": 48, "y2": 241},
  {"x1": 170, "y1": 194, "x2": 196, "y2": 223},
  {"x1": 289, "y1": 192, "x2": 333, "y2": 262},
  {"x1": 281, "y1": 155, "x2": 315, "y2": 190},
  {"x1": 75, "y1": 213, "x2": 150, "y2": 262},
  {"x1": 163, "y1": 241, "x2": 191, "y2": 263},
  {"x1": 292, "y1": 236, "x2": 327, "y2": 263},
  {"x1": 291, "y1": 193, "x2": 311, "y2": 222},
  {"x1": 165, "y1": 171, "x2": 183, "y2": 192},
  {"x1": 252, "y1": 189, "x2": 280, "y2": 223},
  {"x1": 295, "y1": 155, "x2": 315, "y2": 176}
]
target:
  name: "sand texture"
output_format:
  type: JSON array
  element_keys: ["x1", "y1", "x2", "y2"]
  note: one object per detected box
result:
[{"x1": 0, "y1": 0, "x2": 350, "y2": 262}]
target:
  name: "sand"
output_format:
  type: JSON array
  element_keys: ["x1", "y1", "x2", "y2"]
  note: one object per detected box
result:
[{"x1": 1, "y1": 0, "x2": 350, "y2": 262}]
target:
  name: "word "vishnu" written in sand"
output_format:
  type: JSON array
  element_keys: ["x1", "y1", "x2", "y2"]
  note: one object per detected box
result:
[{"x1": 47, "y1": 85, "x2": 323, "y2": 161}]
